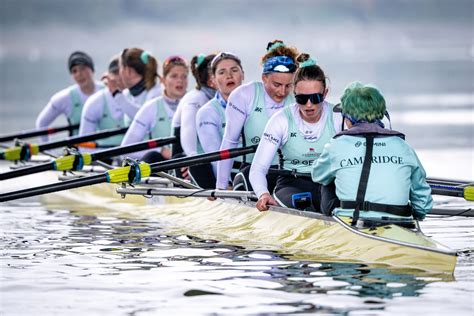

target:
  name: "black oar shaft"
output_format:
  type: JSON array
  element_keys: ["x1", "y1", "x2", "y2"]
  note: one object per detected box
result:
[
  {"x1": 0, "y1": 137, "x2": 176, "y2": 181},
  {"x1": 91, "y1": 137, "x2": 175, "y2": 161},
  {"x1": 0, "y1": 174, "x2": 107, "y2": 202},
  {"x1": 430, "y1": 184, "x2": 465, "y2": 198},
  {"x1": 0, "y1": 162, "x2": 55, "y2": 181},
  {"x1": 0, "y1": 124, "x2": 79, "y2": 143},
  {"x1": 149, "y1": 145, "x2": 257, "y2": 173},
  {"x1": 39, "y1": 127, "x2": 128, "y2": 151},
  {"x1": 0, "y1": 145, "x2": 257, "y2": 203}
]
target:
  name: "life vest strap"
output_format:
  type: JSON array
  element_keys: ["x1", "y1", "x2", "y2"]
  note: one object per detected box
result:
[{"x1": 340, "y1": 200, "x2": 412, "y2": 217}]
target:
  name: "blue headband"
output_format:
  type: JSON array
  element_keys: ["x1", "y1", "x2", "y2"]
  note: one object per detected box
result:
[
  {"x1": 263, "y1": 56, "x2": 296, "y2": 74},
  {"x1": 140, "y1": 51, "x2": 150, "y2": 64}
]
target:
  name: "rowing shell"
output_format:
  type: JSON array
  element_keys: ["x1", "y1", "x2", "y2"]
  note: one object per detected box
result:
[{"x1": 21, "y1": 170, "x2": 456, "y2": 274}]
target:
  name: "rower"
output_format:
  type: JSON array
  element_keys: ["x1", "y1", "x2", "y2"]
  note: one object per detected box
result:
[
  {"x1": 171, "y1": 53, "x2": 217, "y2": 158},
  {"x1": 36, "y1": 51, "x2": 103, "y2": 142},
  {"x1": 120, "y1": 55, "x2": 189, "y2": 162},
  {"x1": 250, "y1": 53, "x2": 342, "y2": 212},
  {"x1": 216, "y1": 40, "x2": 298, "y2": 191},
  {"x1": 194, "y1": 52, "x2": 245, "y2": 188},
  {"x1": 312, "y1": 82, "x2": 433, "y2": 223},
  {"x1": 107, "y1": 48, "x2": 162, "y2": 125},
  {"x1": 78, "y1": 56, "x2": 127, "y2": 148}
]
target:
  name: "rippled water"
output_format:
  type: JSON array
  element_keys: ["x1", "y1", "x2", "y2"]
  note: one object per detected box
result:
[{"x1": 0, "y1": 196, "x2": 472, "y2": 315}]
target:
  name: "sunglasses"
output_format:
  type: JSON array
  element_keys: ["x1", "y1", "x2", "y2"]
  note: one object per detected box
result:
[
  {"x1": 294, "y1": 92, "x2": 325, "y2": 105},
  {"x1": 164, "y1": 55, "x2": 187, "y2": 67}
]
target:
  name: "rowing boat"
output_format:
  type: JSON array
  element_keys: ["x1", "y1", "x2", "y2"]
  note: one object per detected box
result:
[{"x1": 13, "y1": 168, "x2": 455, "y2": 274}]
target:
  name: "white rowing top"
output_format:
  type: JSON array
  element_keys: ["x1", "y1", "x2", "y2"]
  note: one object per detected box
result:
[
  {"x1": 79, "y1": 89, "x2": 125, "y2": 135},
  {"x1": 35, "y1": 82, "x2": 103, "y2": 142},
  {"x1": 114, "y1": 82, "x2": 162, "y2": 120},
  {"x1": 173, "y1": 88, "x2": 214, "y2": 156},
  {"x1": 249, "y1": 102, "x2": 343, "y2": 198},
  {"x1": 196, "y1": 98, "x2": 225, "y2": 176},
  {"x1": 120, "y1": 95, "x2": 179, "y2": 159},
  {"x1": 216, "y1": 81, "x2": 288, "y2": 189}
]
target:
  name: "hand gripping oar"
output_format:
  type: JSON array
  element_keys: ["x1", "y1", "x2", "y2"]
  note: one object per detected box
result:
[
  {"x1": 0, "y1": 136, "x2": 176, "y2": 181},
  {"x1": 0, "y1": 126, "x2": 128, "y2": 161},
  {"x1": 0, "y1": 124, "x2": 80, "y2": 143},
  {"x1": 0, "y1": 145, "x2": 257, "y2": 202}
]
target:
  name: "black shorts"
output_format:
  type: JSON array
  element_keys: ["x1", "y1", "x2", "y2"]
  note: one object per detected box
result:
[{"x1": 273, "y1": 176, "x2": 322, "y2": 213}]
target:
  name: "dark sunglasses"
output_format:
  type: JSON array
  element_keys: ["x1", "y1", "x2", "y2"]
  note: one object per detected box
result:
[{"x1": 295, "y1": 92, "x2": 325, "y2": 105}]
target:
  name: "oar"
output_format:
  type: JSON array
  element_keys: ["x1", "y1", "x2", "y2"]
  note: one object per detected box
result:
[
  {"x1": 0, "y1": 145, "x2": 257, "y2": 202},
  {"x1": 267, "y1": 168, "x2": 474, "y2": 201},
  {"x1": 0, "y1": 127, "x2": 128, "y2": 161},
  {"x1": 116, "y1": 187, "x2": 258, "y2": 201},
  {"x1": 0, "y1": 136, "x2": 176, "y2": 181},
  {"x1": 0, "y1": 124, "x2": 79, "y2": 143},
  {"x1": 426, "y1": 177, "x2": 472, "y2": 187}
]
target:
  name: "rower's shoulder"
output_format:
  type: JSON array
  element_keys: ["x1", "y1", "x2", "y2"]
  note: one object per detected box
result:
[
  {"x1": 179, "y1": 89, "x2": 208, "y2": 107},
  {"x1": 229, "y1": 81, "x2": 258, "y2": 99},
  {"x1": 83, "y1": 89, "x2": 107, "y2": 107},
  {"x1": 49, "y1": 84, "x2": 79, "y2": 103}
]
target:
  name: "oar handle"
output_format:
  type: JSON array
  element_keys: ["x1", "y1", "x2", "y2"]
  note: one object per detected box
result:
[
  {"x1": 0, "y1": 174, "x2": 107, "y2": 202},
  {"x1": 0, "y1": 127, "x2": 129, "y2": 161},
  {"x1": 39, "y1": 127, "x2": 128, "y2": 151},
  {"x1": 149, "y1": 145, "x2": 258, "y2": 173},
  {"x1": 0, "y1": 124, "x2": 79, "y2": 143},
  {"x1": 91, "y1": 137, "x2": 176, "y2": 161},
  {"x1": 0, "y1": 162, "x2": 55, "y2": 181}
]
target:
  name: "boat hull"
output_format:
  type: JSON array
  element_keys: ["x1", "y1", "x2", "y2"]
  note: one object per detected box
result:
[{"x1": 1, "y1": 167, "x2": 457, "y2": 274}]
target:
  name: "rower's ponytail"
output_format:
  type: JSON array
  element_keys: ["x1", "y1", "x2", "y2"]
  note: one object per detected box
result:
[
  {"x1": 190, "y1": 53, "x2": 216, "y2": 90},
  {"x1": 143, "y1": 54, "x2": 159, "y2": 90},
  {"x1": 121, "y1": 48, "x2": 160, "y2": 91}
]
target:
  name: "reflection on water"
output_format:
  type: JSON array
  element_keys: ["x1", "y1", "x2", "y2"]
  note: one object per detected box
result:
[{"x1": 0, "y1": 203, "x2": 471, "y2": 315}]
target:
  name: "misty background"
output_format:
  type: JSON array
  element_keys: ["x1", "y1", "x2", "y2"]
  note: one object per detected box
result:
[{"x1": 0, "y1": 0, "x2": 472, "y2": 152}]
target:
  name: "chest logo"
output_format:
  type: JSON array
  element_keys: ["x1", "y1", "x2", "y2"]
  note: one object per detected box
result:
[{"x1": 251, "y1": 136, "x2": 260, "y2": 144}]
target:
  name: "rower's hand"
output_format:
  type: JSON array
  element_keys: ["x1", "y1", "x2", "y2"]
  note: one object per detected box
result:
[{"x1": 256, "y1": 193, "x2": 277, "y2": 212}]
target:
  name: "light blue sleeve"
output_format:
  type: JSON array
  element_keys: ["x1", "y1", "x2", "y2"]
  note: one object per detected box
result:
[
  {"x1": 409, "y1": 149, "x2": 433, "y2": 219},
  {"x1": 312, "y1": 140, "x2": 336, "y2": 185}
]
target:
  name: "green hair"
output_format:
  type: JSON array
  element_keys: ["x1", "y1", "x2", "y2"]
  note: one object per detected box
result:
[{"x1": 341, "y1": 81, "x2": 386, "y2": 122}]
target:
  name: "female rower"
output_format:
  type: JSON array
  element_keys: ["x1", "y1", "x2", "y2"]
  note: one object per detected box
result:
[
  {"x1": 216, "y1": 40, "x2": 298, "y2": 191},
  {"x1": 78, "y1": 56, "x2": 126, "y2": 148},
  {"x1": 312, "y1": 82, "x2": 432, "y2": 222},
  {"x1": 250, "y1": 53, "x2": 342, "y2": 212},
  {"x1": 120, "y1": 55, "x2": 189, "y2": 162},
  {"x1": 193, "y1": 52, "x2": 244, "y2": 188},
  {"x1": 171, "y1": 53, "x2": 216, "y2": 158},
  {"x1": 107, "y1": 48, "x2": 162, "y2": 124},
  {"x1": 36, "y1": 51, "x2": 103, "y2": 141}
]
